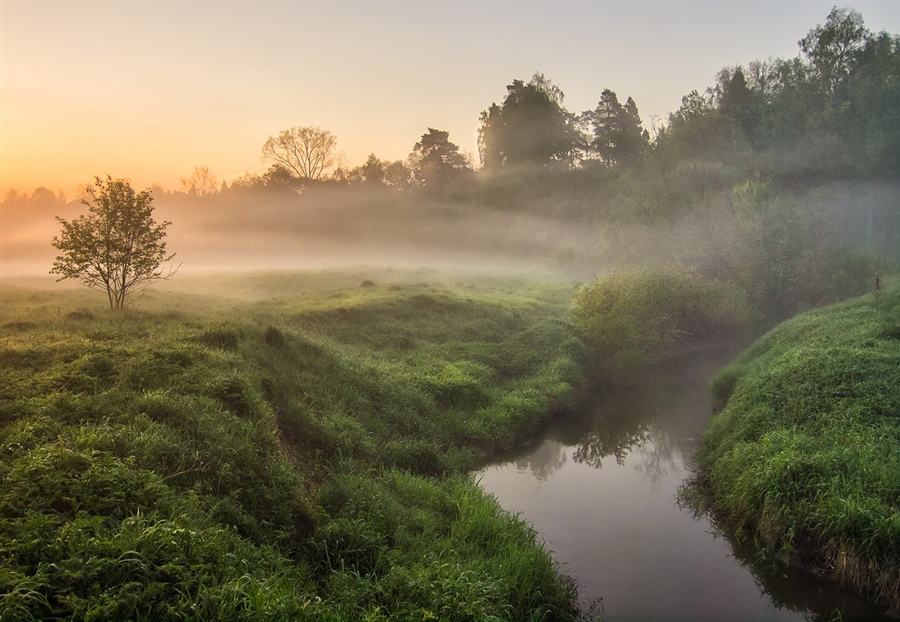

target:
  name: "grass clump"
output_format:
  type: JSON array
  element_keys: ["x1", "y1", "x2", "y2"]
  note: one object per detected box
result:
[
  {"x1": 692, "y1": 287, "x2": 900, "y2": 609},
  {"x1": 570, "y1": 267, "x2": 751, "y2": 378},
  {"x1": 0, "y1": 271, "x2": 585, "y2": 620},
  {"x1": 310, "y1": 471, "x2": 578, "y2": 621}
]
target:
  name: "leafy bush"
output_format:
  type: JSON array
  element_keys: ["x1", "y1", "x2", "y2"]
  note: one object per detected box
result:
[
  {"x1": 570, "y1": 268, "x2": 751, "y2": 376},
  {"x1": 728, "y1": 191, "x2": 876, "y2": 320}
]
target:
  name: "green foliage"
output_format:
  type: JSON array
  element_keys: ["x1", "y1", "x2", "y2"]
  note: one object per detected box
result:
[
  {"x1": 695, "y1": 288, "x2": 900, "y2": 608},
  {"x1": 479, "y1": 73, "x2": 580, "y2": 170},
  {"x1": 0, "y1": 272, "x2": 585, "y2": 620},
  {"x1": 727, "y1": 189, "x2": 875, "y2": 319},
  {"x1": 50, "y1": 176, "x2": 177, "y2": 311},
  {"x1": 585, "y1": 90, "x2": 647, "y2": 167},
  {"x1": 471, "y1": 164, "x2": 619, "y2": 220},
  {"x1": 667, "y1": 105, "x2": 751, "y2": 166},
  {"x1": 570, "y1": 269, "x2": 751, "y2": 376}
]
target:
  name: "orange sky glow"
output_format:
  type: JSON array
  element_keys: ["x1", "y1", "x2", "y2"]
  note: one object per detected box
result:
[{"x1": 2, "y1": 1, "x2": 898, "y2": 199}]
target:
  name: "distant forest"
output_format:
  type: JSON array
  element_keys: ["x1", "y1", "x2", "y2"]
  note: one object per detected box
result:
[
  {"x1": 6, "y1": 8, "x2": 897, "y2": 202},
  {"x1": 4, "y1": 7, "x2": 898, "y2": 322}
]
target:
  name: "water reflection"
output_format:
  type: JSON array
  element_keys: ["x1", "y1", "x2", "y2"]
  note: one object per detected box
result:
[
  {"x1": 514, "y1": 440, "x2": 567, "y2": 481},
  {"x1": 571, "y1": 389, "x2": 654, "y2": 469},
  {"x1": 682, "y1": 502, "x2": 895, "y2": 622},
  {"x1": 568, "y1": 352, "x2": 721, "y2": 482},
  {"x1": 479, "y1": 348, "x2": 892, "y2": 621}
]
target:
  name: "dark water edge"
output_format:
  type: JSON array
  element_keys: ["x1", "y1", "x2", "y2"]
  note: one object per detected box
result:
[{"x1": 477, "y1": 348, "x2": 893, "y2": 622}]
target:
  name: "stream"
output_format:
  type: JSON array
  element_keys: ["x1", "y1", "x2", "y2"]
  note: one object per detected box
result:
[{"x1": 477, "y1": 348, "x2": 890, "y2": 622}]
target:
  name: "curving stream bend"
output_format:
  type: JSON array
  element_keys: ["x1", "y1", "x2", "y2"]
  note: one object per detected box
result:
[{"x1": 477, "y1": 349, "x2": 889, "y2": 622}]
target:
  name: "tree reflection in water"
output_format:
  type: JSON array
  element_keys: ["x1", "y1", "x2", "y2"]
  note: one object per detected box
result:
[
  {"x1": 481, "y1": 348, "x2": 892, "y2": 620},
  {"x1": 571, "y1": 355, "x2": 713, "y2": 484},
  {"x1": 503, "y1": 352, "x2": 725, "y2": 482},
  {"x1": 574, "y1": 351, "x2": 893, "y2": 620},
  {"x1": 679, "y1": 501, "x2": 895, "y2": 622},
  {"x1": 514, "y1": 441, "x2": 567, "y2": 481}
]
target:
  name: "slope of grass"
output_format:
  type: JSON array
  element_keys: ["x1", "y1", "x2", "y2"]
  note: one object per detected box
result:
[
  {"x1": 692, "y1": 288, "x2": 900, "y2": 609},
  {"x1": 0, "y1": 272, "x2": 584, "y2": 620}
]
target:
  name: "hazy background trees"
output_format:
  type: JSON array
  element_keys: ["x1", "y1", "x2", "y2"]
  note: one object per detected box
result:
[
  {"x1": 3, "y1": 187, "x2": 67, "y2": 210},
  {"x1": 478, "y1": 73, "x2": 579, "y2": 171},
  {"x1": 261, "y1": 126, "x2": 338, "y2": 182},
  {"x1": 3, "y1": 8, "x2": 895, "y2": 323},
  {"x1": 584, "y1": 90, "x2": 647, "y2": 167},
  {"x1": 333, "y1": 153, "x2": 415, "y2": 189},
  {"x1": 180, "y1": 165, "x2": 218, "y2": 197},
  {"x1": 411, "y1": 128, "x2": 471, "y2": 192}
]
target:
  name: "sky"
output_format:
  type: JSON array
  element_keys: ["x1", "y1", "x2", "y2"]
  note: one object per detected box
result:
[{"x1": 2, "y1": 1, "x2": 899, "y2": 199}]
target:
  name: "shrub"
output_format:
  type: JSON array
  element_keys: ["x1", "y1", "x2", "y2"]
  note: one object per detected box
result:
[
  {"x1": 263, "y1": 325, "x2": 285, "y2": 347},
  {"x1": 571, "y1": 268, "x2": 750, "y2": 376}
]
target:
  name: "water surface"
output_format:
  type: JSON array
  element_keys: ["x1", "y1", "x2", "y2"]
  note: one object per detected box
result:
[{"x1": 477, "y1": 349, "x2": 889, "y2": 621}]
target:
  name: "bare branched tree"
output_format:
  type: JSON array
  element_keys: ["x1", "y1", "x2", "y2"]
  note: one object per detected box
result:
[
  {"x1": 180, "y1": 165, "x2": 218, "y2": 196},
  {"x1": 261, "y1": 126, "x2": 337, "y2": 181},
  {"x1": 51, "y1": 176, "x2": 178, "y2": 311}
]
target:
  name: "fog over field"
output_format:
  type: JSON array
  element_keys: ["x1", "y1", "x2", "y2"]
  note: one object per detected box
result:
[
  {"x1": 2, "y1": 4, "x2": 898, "y2": 303},
  {"x1": 3, "y1": 176, "x2": 896, "y2": 295},
  {"x1": 0, "y1": 5, "x2": 898, "y2": 620}
]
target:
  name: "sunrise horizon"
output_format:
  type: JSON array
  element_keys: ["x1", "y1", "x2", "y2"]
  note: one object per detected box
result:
[{"x1": 3, "y1": 1, "x2": 899, "y2": 200}]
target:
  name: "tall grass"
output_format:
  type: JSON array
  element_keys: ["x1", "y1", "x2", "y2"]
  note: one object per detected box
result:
[
  {"x1": 691, "y1": 287, "x2": 900, "y2": 609},
  {"x1": 0, "y1": 272, "x2": 585, "y2": 620}
]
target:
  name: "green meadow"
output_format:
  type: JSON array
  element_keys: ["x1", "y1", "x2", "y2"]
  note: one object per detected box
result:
[
  {"x1": 0, "y1": 271, "x2": 585, "y2": 621},
  {"x1": 3, "y1": 268, "x2": 898, "y2": 618}
]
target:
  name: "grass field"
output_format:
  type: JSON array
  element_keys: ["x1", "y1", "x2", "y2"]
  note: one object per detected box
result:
[
  {"x1": 0, "y1": 270, "x2": 586, "y2": 621},
  {"x1": 6, "y1": 266, "x2": 889, "y2": 617},
  {"x1": 690, "y1": 287, "x2": 900, "y2": 610}
]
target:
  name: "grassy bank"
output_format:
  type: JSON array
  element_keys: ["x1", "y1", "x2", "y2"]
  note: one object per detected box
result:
[
  {"x1": 690, "y1": 287, "x2": 900, "y2": 610},
  {"x1": 0, "y1": 272, "x2": 585, "y2": 620}
]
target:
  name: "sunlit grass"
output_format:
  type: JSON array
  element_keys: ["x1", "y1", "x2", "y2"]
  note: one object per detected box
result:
[{"x1": 0, "y1": 271, "x2": 585, "y2": 620}]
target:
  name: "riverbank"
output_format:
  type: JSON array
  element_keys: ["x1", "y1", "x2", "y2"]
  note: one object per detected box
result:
[
  {"x1": 691, "y1": 288, "x2": 900, "y2": 611},
  {"x1": 0, "y1": 271, "x2": 585, "y2": 620}
]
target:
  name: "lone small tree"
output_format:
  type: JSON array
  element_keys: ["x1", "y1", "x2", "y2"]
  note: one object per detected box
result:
[{"x1": 51, "y1": 176, "x2": 177, "y2": 311}]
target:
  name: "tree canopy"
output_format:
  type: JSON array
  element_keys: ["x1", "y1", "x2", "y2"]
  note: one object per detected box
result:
[
  {"x1": 261, "y1": 126, "x2": 338, "y2": 182},
  {"x1": 800, "y1": 7, "x2": 868, "y2": 94},
  {"x1": 585, "y1": 89, "x2": 647, "y2": 167},
  {"x1": 479, "y1": 73, "x2": 579, "y2": 170},
  {"x1": 412, "y1": 128, "x2": 470, "y2": 191},
  {"x1": 51, "y1": 176, "x2": 177, "y2": 311}
]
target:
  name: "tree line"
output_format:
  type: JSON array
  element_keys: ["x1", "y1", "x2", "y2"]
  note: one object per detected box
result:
[
  {"x1": 4, "y1": 7, "x2": 895, "y2": 206},
  {"x1": 5, "y1": 7, "x2": 898, "y2": 314},
  {"x1": 238, "y1": 71, "x2": 647, "y2": 195},
  {"x1": 238, "y1": 7, "x2": 897, "y2": 194}
]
